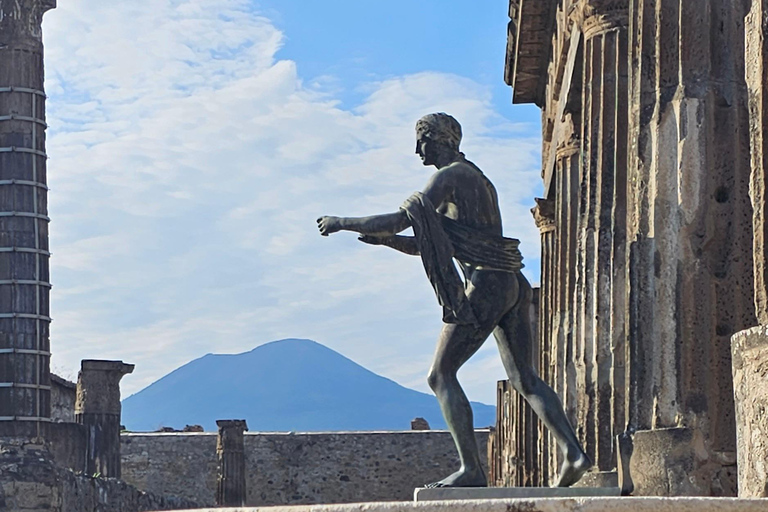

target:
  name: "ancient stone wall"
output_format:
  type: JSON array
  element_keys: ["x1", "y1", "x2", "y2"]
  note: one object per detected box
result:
[
  {"x1": 50, "y1": 374, "x2": 76, "y2": 423},
  {"x1": 121, "y1": 430, "x2": 489, "y2": 506},
  {"x1": 0, "y1": 439, "x2": 199, "y2": 512}
]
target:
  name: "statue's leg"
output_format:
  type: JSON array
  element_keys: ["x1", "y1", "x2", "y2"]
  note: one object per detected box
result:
[
  {"x1": 425, "y1": 270, "x2": 517, "y2": 488},
  {"x1": 493, "y1": 276, "x2": 591, "y2": 487}
]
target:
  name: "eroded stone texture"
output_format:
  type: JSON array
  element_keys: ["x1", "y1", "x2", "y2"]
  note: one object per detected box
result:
[
  {"x1": 625, "y1": 0, "x2": 755, "y2": 450},
  {"x1": 629, "y1": 428, "x2": 737, "y2": 497},
  {"x1": 731, "y1": 326, "x2": 768, "y2": 497},
  {"x1": 121, "y1": 430, "x2": 489, "y2": 506},
  {"x1": 745, "y1": 0, "x2": 768, "y2": 324},
  {"x1": 0, "y1": 437, "x2": 198, "y2": 511}
]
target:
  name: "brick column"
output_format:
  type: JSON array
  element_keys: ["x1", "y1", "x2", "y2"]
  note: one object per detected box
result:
[
  {"x1": 75, "y1": 360, "x2": 134, "y2": 478},
  {"x1": 216, "y1": 419, "x2": 248, "y2": 506},
  {"x1": 0, "y1": 0, "x2": 56, "y2": 441}
]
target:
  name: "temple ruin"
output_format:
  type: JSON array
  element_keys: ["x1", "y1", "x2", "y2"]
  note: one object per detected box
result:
[{"x1": 491, "y1": 0, "x2": 768, "y2": 497}]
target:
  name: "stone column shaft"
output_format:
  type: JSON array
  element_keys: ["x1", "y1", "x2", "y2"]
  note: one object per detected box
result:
[
  {"x1": 626, "y1": 0, "x2": 754, "y2": 457},
  {"x1": 75, "y1": 359, "x2": 134, "y2": 478},
  {"x1": 746, "y1": 0, "x2": 768, "y2": 325},
  {"x1": 576, "y1": 2, "x2": 629, "y2": 469},
  {"x1": 533, "y1": 198, "x2": 556, "y2": 486},
  {"x1": 556, "y1": 137, "x2": 580, "y2": 484},
  {"x1": 217, "y1": 419, "x2": 248, "y2": 507},
  {"x1": 0, "y1": 0, "x2": 56, "y2": 441}
]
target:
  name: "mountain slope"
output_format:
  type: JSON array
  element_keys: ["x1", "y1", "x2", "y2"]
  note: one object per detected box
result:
[{"x1": 121, "y1": 338, "x2": 496, "y2": 432}]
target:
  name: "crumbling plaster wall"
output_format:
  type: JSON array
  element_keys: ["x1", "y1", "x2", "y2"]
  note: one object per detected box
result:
[{"x1": 121, "y1": 430, "x2": 489, "y2": 506}]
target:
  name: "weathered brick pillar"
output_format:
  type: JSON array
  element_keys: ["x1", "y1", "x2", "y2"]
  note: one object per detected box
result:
[
  {"x1": 75, "y1": 360, "x2": 134, "y2": 478},
  {"x1": 0, "y1": 0, "x2": 56, "y2": 441},
  {"x1": 217, "y1": 419, "x2": 248, "y2": 506},
  {"x1": 574, "y1": 0, "x2": 629, "y2": 472}
]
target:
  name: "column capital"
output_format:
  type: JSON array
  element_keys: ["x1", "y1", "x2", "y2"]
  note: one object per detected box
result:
[
  {"x1": 75, "y1": 360, "x2": 134, "y2": 416},
  {"x1": 216, "y1": 419, "x2": 249, "y2": 432},
  {"x1": 0, "y1": 0, "x2": 56, "y2": 46},
  {"x1": 532, "y1": 198, "x2": 556, "y2": 234},
  {"x1": 572, "y1": 0, "x2": 628, "y2": 39}
]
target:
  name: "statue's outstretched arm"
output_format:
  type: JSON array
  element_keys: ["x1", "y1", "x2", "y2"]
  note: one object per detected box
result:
[
  {"x1": 317, "y1": 210, "x2": 410, "y2": 237},
  {"x1": 358, "y1": 234, "x2": 419, "y2": 255}
]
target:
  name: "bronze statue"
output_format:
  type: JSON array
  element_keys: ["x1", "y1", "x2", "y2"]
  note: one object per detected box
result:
[{"x1": 317, "y1": 113, "x2": 590, "y2": 488}]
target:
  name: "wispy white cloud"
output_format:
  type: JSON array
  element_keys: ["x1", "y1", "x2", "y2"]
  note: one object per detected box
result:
[{"x1": 42, "y1": 0, "x2": 541, "y2": 404}]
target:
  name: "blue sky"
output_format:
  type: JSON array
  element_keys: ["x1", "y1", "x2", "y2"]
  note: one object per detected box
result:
[{"x1": 42, "y1": 0, "x2": 543, "y2": 407}]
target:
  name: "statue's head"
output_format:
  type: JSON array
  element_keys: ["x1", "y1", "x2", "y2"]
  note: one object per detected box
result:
[{"x1": 415, "y1": 113, "x2": 462, "y2": 167}]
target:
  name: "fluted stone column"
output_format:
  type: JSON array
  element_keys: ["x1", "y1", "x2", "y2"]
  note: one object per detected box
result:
[
  {"x1": 532, "y1": 197, "x2": 555, "y2": 486},
  {"x1": 554, "y1": 125, "x2": 581, "y2": 484},
  {"x1": 75, "y1": 360, "x2": 134, "y2": 478},
  {"x1": 732, "y1": 0, "x2": 768, "y2": 498},
  {"x1": 573, "y1": 0, "x2": 629, "y2": 472},
  {"x1": 217, "y1": 419, "x2": 248, "y2": 506},
  {"x1": 745, "y1": 0, "x2": 768, "y2": 326},
  {"x1": 625, "y1": 0, "x2": 753, "y2": 496},
  {"x1": 0, "y1": 0, "x2": 56, "y2": 441}
]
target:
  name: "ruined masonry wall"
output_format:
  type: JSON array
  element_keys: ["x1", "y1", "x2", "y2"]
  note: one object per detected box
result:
[{"x1": 121, "y1": 430, "x2": 490, "y2": 506}]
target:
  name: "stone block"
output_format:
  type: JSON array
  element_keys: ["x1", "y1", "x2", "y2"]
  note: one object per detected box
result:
[
  {"x1": 731, "y1": 325, "x2": 768, "y2": 497},
  {"x1": 629, "y1": 428, "x2": 736, "y2": 497}
]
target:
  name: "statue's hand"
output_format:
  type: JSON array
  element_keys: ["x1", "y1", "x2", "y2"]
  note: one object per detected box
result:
[
  {"x1": 358, "y1": 235, "x2": 386, "y2": 245},
  {"x1": 317, "y1": 216, "x2": 342, "y2": 236}
]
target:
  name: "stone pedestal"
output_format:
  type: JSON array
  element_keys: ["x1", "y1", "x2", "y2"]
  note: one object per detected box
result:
[
  {"x1": 216, "y1": 419, "x2": 248, "y2": 507},
  {"x1": 74, "y1": 359, "x2": 134, "y2": 478},
  {"x1": 731, "y1": 326, "x2": 768, "y2": 497}
]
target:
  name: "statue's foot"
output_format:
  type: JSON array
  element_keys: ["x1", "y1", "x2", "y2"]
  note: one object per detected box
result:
[
  {"x1": 555, "y1": 450, "x2": 591, "y2": 487},
  {"x1": 425, "y1": 467, "x2": 487, "y2": 488}
]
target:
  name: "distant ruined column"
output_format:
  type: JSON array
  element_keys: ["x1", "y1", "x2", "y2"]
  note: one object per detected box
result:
[
  {"x1": 217, "y1": 419, "x2": 248, "y2": 507},
  {"x1": 75, "y1": 360, "x2": 134, "y2": 478},
  {"x1": 0, "y1": 0, "x2": 56, "y2": 441}
]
